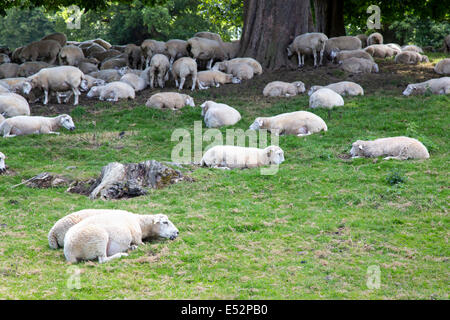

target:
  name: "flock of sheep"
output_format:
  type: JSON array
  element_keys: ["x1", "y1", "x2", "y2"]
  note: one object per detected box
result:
[{"x1": 0, "y1": 30, "x2": 449, "y2": 263}]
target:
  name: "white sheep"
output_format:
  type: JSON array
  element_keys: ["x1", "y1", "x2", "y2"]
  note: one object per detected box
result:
[
  {"x1": 401, "y1": 45, "x2": 424, "y2": 54},
  {"x1": 63, "y1": 211, "x2": 179, "y2": 263},
  {"x1": 0, "y1": 82, "x2": 9, "y2": 94},
  {"x1": 141, "y1": 39, "x2": 167, "y2": 68},
  {"x1": 434, "y1": 58, "x2": 450, "y2": 75},
  {"x1": 213, "y1": 57, "x2": 263, "y2": 75},
  {"x1": 0, "y1": 113, "x2": 4, "y2": 123},
  {"x1": 222, "y1": 41, "x2": 240, "y2": 60},
  {"x1": 367, "y1": 32, "x2": 383, "y2": 45},
  {"x1": 0, "y1": 114, "x2": 75, "y2": 137},
  {"x1": 325, "y1": 36, "x2": 362, "y2": 60},
  {"x1": 196, "y1": 70, "x2": 240, "y2": 89},
  {"x1": 309, "y1": 88, "x2": 344, "y2": 119},
  {"x1": 287, "y1": 32, "x2": 328, "y2": 68},
  {"x1": 263, "y1": 81, "x2": 305, "y2": 97},
  {"x1": 148, "y1": 54, "x2": 170, "y2": 88},
  {"x1": 201, "y1": 145, "x2": 285, "y2": 169},
  {"x1": 0, "y1": 63, "x2": 19, "y2": 79},
  {"x1": 402, "y1": 77, "x2": 450, "y2": 95},
  {"x1": 120, "y1": 73, "x2": 146, "y2": 91},
  {"x1": 340, "y1": 57, "x2": 379, "y2": 74},
  {"x1": 331, "y1": 49, "x2": 374, "y2": 64},
  {"x1": 145, "y1": 92, "x2": 195, "y2": 110},
  {"x1": 81, "y1": 74, "x2": 106, "y2": 91},
  {"x1": 308, "y1": 81, "x2": 364, "y2": 97},
  {"x1": 87, "y1": 81, "x2": 135, "y2": 102},
  {"x1": 194, "y1": 31, "x2": 222, "y2": 43},
  {"x1": 165, "y1": 39, "x2": 188, "y2": 65},
  {"x1": 48, "y1": 209, "x2": 130, "y2": 249},
  {"x1": 364, "y1": 44, "x2": 397, "y2": 58},
  {"x1": 395, "y1": 51, "x2": 429, "y2": 65},
  {"x1": 0, "y1": 93, "x2": 31, "y2": 117},
  {"x1": 22, "y1": 66, "x2": 87, "y2": 105},
  {"x1": 58, "y1": 45, "x2": 85, "y2": 66},
  {"x1": 386, "y1": 43, "x2": 402, "y2": 53},
  {"x1": 89, "y1": 69, "x2": 123, "y2": 83},
  {"x1": 187, "y1": 37, "x2": 227, "y2": 70},
  {"x1": 171, "y1": 57, "x2": 197, "y2": 90},
  {"x1": 200, "y1": 101, "x2": 241, "y2": 128},
  {"x1": 220, "y1": 62, "x2": 254, "y2": 80},
  {"x1": 249, "y1": 111, "x2": 327, "y2": 137},
  {"x1": 0, "y1": 151, "x2": 5, "y2": 173},
  {"x1": 350, "y1": 137, "x2": 430, "y2": 160}
]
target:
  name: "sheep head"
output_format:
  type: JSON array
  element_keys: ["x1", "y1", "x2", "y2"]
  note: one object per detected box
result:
[
  {"x1": 139, "y1": 214, "x2": 179, "y2": 241},
  {"x1": 265, "y1": 146, "x2": 285, "y2": 165},
  {"x1": 350, "y1": 140, "x2": 365, "y2": 157},
  {"x1": 183, "y1": 95, "x2": 195, "y2": 107},
  {"x1": 402, "y1": 84, "x2": 416, "y2": 96},
  {"x1": 292, "y1": 81, "x2": 306, "y2": 94},
  {"x1": 58, "y1": 114, "x2": 76, "y2": 131},
  {"x1": 249, "y1": 117, "x2": 265, "y2": 131}
]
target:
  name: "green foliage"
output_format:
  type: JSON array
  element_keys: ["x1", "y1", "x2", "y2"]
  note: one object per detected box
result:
[{"x1": 385, "y1": 169, "x2": 406, "y2": 186}]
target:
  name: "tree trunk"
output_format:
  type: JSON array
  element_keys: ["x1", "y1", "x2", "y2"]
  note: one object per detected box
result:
[
  {"x1": 313, "y1": 0, "x2": 345, "y2": 38},
  {"x1": 239, "y1": 0, "x2": 314, "y2": 70}
]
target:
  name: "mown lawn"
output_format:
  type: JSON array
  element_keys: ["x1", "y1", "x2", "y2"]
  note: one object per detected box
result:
[{"x1": 0, "y1": 56, "x2": 449, "y2": 299}]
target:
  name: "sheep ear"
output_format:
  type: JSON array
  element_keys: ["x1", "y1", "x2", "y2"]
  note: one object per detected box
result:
[
  {"x1": 258, "y1": 119, "x2": 264, "y2": 126},
  {"x1": 358, "y1": 145, "x2": 363, "y2": 150}
]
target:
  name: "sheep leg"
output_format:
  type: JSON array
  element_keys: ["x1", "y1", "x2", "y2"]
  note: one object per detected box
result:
[
  {"x1": 98, "y1": 252, "x2": 128, "y2": 264},
  {"x1": 150, "y1": 74, "x2": 155, "y2": 89},
  {"x1": 48, "y1": 131, "x2": 61, "y2": 135},
  {"x1": 191, "y1": 74, "x2": 197, "y2": 91},
  {"x1": 56, "y1": 93, "x2": 62, "y2": 104},
  {"x1": 207, "y1": 59, "x2": 213, "y2": 70},
  {"x1": 319, "y1": 50, "x2": 324, "y2": 66},
  {"x1": 313, "y1": 51, "x2": 318, "y2": 68},
  {"x1": 179, "y1": 77, "x2": 186, "y2": 90},
  {"x1": 297, "y1": 53, "x2": 302, "y2": 68},
  {"x1": 43, "y1": 90, "x2": 49, "y2": 105},
  {"x1": 383, "y1": 156, "x2": 407, "y2": 161},
  {"x1": 72, "y1": 87, "x2": 80, "y2": 105}
]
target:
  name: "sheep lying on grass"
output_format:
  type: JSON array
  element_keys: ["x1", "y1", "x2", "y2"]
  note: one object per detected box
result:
[
  {"x1": 331, "y1": 49, "x2": 374, "y2": 64},
  {"x1": 403, "y1": 77, "x2": 450, "y2": 95},
  {"x1": 263, "y1": 81, "x2": 305, "y2": 97},
  {"x1": 364, "y1": 44, "x2": 397, "y2": 58},
  {"x1": 308, "y1": 81, "x2": 364, "y2": 97},
  {"x1": 0, "y1": 114, "x2": 75, "y2": 137},
  {"x1": 63, "y1": 211, "x2": 179, "y2": 263},
  {"x1": 120, "y1": 73, "x2": 146, "y2": 92},
  {"x1": 395, "y1": 51, "x2": 429, "y2": 65},
  {"x1": 350, "y1": 137, "x2": 430, "y2": 160},
  {"x1": 0, "y1": 151, "x2": 5, "y2": 173},
  {"x1": 87, "y1": 81, "x2": 135, "y2": 102},
  {"x1": 367, "y1": 32, "x2": 383, "y2": 45},
  {"x1": 146, "y1": 92, "x2": 195, "y2": 110},
  {"x1": 220, "y1": 62, "x2": 254, "y2": 80},
  {"x1": 340, "y1": 57, "x2": 379, "y2": 74},
  {"x1": 0, "y1": 63, "x2": 19, "y2": 79},
  {"x1": 200, "y1": 101, "x2": 241, "y2": 128},
  {"x1": 434, "y1": 58, "x2": 450, "y2": 75},
  {"x1": 309, "y1": 88, "x2": 344, "y2": 119},
  {"x1": 196, "y1": 70, "x2": 240, "y2": 89},
  {"x1": 250, "y1": 111, "x2": 327, "y2": 137},
  {"x1": 213, "y1": 58, "x2": 263, "y2": 76},
  {"x1": 401, "y1": 45, "x2": 424, "y2": 53},
  {"x1": 0, "y1": 93, "x2": 31, "y2": 117}
]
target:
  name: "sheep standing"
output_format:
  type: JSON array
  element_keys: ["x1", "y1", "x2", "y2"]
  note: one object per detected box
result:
[
  {"x1": 434, "y1": 59, "x2": 450, "y2": 75},
  {"x1": 201, "y1": 145, "x2": 285, "y2": 169},
  {"x1": 308, "y1": 81, "x2": 364, "y2": 97},
  {"x1": 325, "y1": 36, "x2": 362, "y2": 60},
  {"x1": 249, "y1": 111, "x2": 327, "y2": 137},
  {"x1": 141, "y1": 39, "x2": 167, "y2": 68},
  {"x1": 165, "y1": 39, "x2": 188, "y2": 65},
  {"x1": 196, "y1": 70, "x2": 240, "y2": 89},
  {"x1": 89, "y1": 69, "x2": 123, "y2": 83},
  {"x1": 367, "y1": 32, "x2": 383, "y2": 45},
  {"x1": 287, "y1": 32, "x2": 328, "y2": 68},
  {"x1": 222, "y1": 41, "x2": 240, "y2": 59},
  {"x1": 148, "y1": 54, "x2": 170, "y2": 88},
  {"x1": 350, "y1": 137, "x2": 429, "y2": 160},
  {"x1": 87, "y1": 81, "x2": 135, "y2": 102},
  {"x1": 145, "y1": 92, "x2": 195, "y2": 110},
  {"x1": 444, "y1": 35, "x2": 450, "y2": 53},
  {"x1": 309, "y1": 88, "x2": 344, "y2": 119},
  {"x1": 58, "y1": 45, "x2": 85, "y2": 66},
  {"x1": 340, "y1": 57, "x2": 379, "y2": 74},
  {"x1": 19, "y1": 40, "x2": 62, "y2": 65},
  {"x1": 263, "y1": 81, "x2": 305, "y2": 97},
  {"x1": 63, "y1": 211, "x2": 179, "y2": 263},
  {"x1": 187, "y1": 37, "x2": 227, "y2": 70},
  {"x1": 0, "y1": 93, "x2": 31, "y2": 117},
  {"x1": 41, "y1": 32, "x2": 67, "y2": 47},
  {"x1": 124, "y1": 44, "x2": 144, "y2": 70},
  {"x1": 0, "y1": 151, "x2": 5, "y2": 173},
  {"x1": 200, "y1": 101, "x2": 241, "y2": 128},
  {"x1": 402, "y1": 77, "x2": 450, "y2": 95},
  {"x1": 0, "y1": 114, "x2": 75, "y2": 137},
  {"x1": 172, "y1": 57, "x2": 197, "y2": 90}
]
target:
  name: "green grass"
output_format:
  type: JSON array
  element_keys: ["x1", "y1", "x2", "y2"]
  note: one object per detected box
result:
[{"x1": 0, "y1": 69, "x2": 449, "y2": 299}]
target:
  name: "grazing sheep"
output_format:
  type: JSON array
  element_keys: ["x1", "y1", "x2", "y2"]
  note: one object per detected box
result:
[
  {"x1": 165, "y1": 39, "x2": 189, "y2": 65},
  {"x1": 0, "y1": 53, "x2": 10, "y2": 64},
  {"x1": 401, "y1": 45, "x2": 424, "y2": 54},
  {"x1": 222, "y1": 41, "x2": 240, "y2": 60},
  {"x1": 172, "y1": 57, "x2": 197, "y2": 90},
  {"x1": 63, "y1": 211, "x2": 179, "y2": 263},
  {"x1": 23, "y1": 66, "x2": 87, "y2": 105},
  {"x1": 0, "y1": 151, "x2": 5, "y2": 173},
  {"x1": 196, "y1": 70, "x2": 240, "y2": 89},
  {"x1": 367, "y1": 32, "x2": 383, "y2": 45},
  {"x1": 48, "y1": 209, "x2": 131, "y2": 249},
  {"x1": 364, "y1": 44, "x2": 397, "y2": 58},
  {"x1": 213, "y1": 57, "x2": 263, "y2": 75},
  {"x1": 87, "y1": 81, "x2": 135, "y2": 102},
  {"x1": 263, "y1": 81, "x2": 305, "y2": 97},
  {"x1": 444, "y1": 35, "x2": 450, "y2": 53},
  {"x1": 120, "y1": 73, "x2": 146, "y2": 92},
  {"x1": 0, "y1": 114, "x2": 75, "y2": 137},
  {"x1": 124, "y1": 44, "x2": 144, "y2": 70},
  {"x1": 194, "y1": 31, "x2": 222, "y2": 43},
  {"x1": 325, "y1": 36, "x2": 362, "y2": 60},
  {"x1": 58, "y1": 45, "x2": 85, "y2": 66},
  {"x1": 331, "y1": 49, "x2": 374, "y2": 64},
  {"x1": 434, "y1": 58, "x2": 450, "y2": 75},
  {"x1": 249, "y1": 111, "x2": 327, "y2": 137},
  {"x1": 89, "y1": 69, "x2": 123, "y2": 83},
  {"x1": 145, "y1": 92, "x2": 194, "y2": 110},
  {"x1": 308, "y1": 81, "x2": 364, "y2": 97},
  {"x1": 340, "y1": 57, "x2": 379, "y2": 74},
  {"x1": 350, "y1": 137, "x2": 429, "y2": 160},
  {"x1": 0, "y1": 93, "x2": 31, "y2": 117},
  {"x1": 309, "y1": 88, "x2": 344, "y2": 119},
  {"x1": 395, "y1": 51, "x2": 429, "y2": 65},
  {"x1": 200, "y1": 101, "x2": 241, "y2": 128},
  {"x1": 19, "y1": 40, "x2": 62, "y2": 64},
  {"x1": 148, "y1": 54, "x2": 170, "y2": 88},
  {"x1": 287, "y1": 32, "x2": 328, "y2": 68},
  {"x1": 402, "y1": 77, "x2": 450, "y2": 95},
  {"x1": 187, "y1": 37, "x2": 227, "y2": 69},
  {"x1": 41, "y1": 32, "x2": 67, "y2": 47},
  {"x1": 0, "y1": 63, "x2": 19, "y2": 79},
  {"x1": 141, "y1": 39, "x2": 167, "y2": 68},
  {"x1": 17, "y1": 61, "x2": 51, "y2": 77},
  {"x1": 356, "y1": 34, "x2": 368, "y2": 48},
  {"x1": 201, "y1": 145, "x2": 285, "y2": 169}
]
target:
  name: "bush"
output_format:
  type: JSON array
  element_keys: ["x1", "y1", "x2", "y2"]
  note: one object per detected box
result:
[{"x1": 386, "y1": 170, "x2": 407, "y2": 186}]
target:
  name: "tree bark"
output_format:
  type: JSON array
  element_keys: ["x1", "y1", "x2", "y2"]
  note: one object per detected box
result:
[
  {"x1": 313, "y1": 0, "x2": 346, "y2": 38},
  {"x1": 239, "y1": 0, "x2": 314, "y2": 70}
]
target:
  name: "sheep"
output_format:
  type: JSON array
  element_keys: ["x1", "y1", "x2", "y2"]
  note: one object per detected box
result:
[
  {"x1": 145, "y1": 92, "x2": 194, "y2": 110},
  {"x1": 0, "y1": 93, "x2": 31, "y2": 117},
  {"x1": 194, "y1": 31, "x2": 222, "y2": 43},
  {"x1": 402, "y1": 77, "x2": 450, "y2": 96},
  {"x1": 87, "y1": 81, "x2": 135, "y2": 102},
  {"x1": 200, "y1": 101, "x2": 241, "y2": 128},
  {"x1": 92, "y1": 39, "x2": 112, "y2": 50},
  {"x1": 141, "y1": 39, "x2": 167, "y2": 68},
  {"x1": 58, "y1": 45, "x2": 85, "y2": 66},
  {"x1": 100, "y1": 57, "x2": 128, "y2": 70},
  {"x1": 79, "y1": 74, "x2": 105, "y2": 92},
  {"x1": 395, "y1": 51, "x2": 429, "y2": 65},
  {"x1": 165, "y1": 39, "x2": 188, "y2": 65},
  {"x1": 0, "y1": 63, "x2": 19, "y2": 79},
  {"x1": 367, "y1": 32, "x2": 383, "y2": 45},
  {"x1": 11, "y1": 47, "x2": 23, "y2": 63},
  {"x1": 0, "y1": 53, "x2": 10, "y2": 64},
  {"x1": 331, "y1": 49, "x2": 374, "y2": 64},
  {"x1": 434, "y1": 58, "x2": 450, "y2": 75},
  {"x1": 48, "y1": 209, "x2": 131, "y2": 249},
  {"x1": 364, "y1": 44, "x2": 397, "y2": 58},
  {"x1": 17, "y1": 61, "x2": 51, "y2": 78},
  {"x1": 386, "y1": 43, "x2": 402, "y2": 53},
  {"x1": 196, "y1": 70, "x2": 241, "y2": 89},
  {"x1": 0, "y1": 114, "x2": 75, "y2": 138},
  {"x1": 213, "y1": 57, "x2": 263, "y2": 75},
  {"x1": 148, "y1": 54, "x2": 170, "y2": 89},
  {"x1": 124, "y1": 44, "x2": 144, "y2": 70},
  {"x1": 0, "y1": 81, "x2": 9, "y2": 94},
  {"x1": 171, "y1": 57, "x2": 197, "y2": 90},
  {"x1": 0, "y1": 151, "x2": 5, "y2": 173},
  {"x1": 340, "y1": 57, "x2": 379, "y2": 74},
  {"x1": 287, "y1": 32, "x2": 328, "y2": 68},
  {"x1": 249, "y1": 111, "x2": 327, "y2": 137},
  {"x1": 19, "y1": 40, "x2": 62, "y2": 65},
  {"x1": 63, "y1": 211, "x2": 179, "y2": 263},
  {"x1": 201, "y1": 145, "x2": 285, "y2": 169},
  {"x1": 308, "y1": 81, "x2": 364, "y2": 97},
  {"x1": 444, "y1": 35, "x2": 450, "y2": 53},
  {"x1": 219, "y1": 62, "x2": 254, "y2": 81},
  {"x1": 83, "y1": 43, "x2": 106, "y2": 58},
  {"x1": 78, "y1": 61, "x2": 99, "y2": 75},
  {"x1": 263, "y1": 81, "x2": 305, "y2": 97},
  {"x1": 120, "y1": 73, "x2": 146, "y2": 92},
  {"x1": 350, "y1": 137, "x2": 430, "y2": 160},
  {"x1": 41, "y1": 32, "x2": 67, "y2": 47},
  {"x1": 23, "y1": 66, "x2": 87, "y2": 105},
  {"x1": 356, "y1": 34, "x2": 368, "y2": 48},
  {"x1": 187, "y1": 37, "x2": 227, "y2": 70},
  {"x1": 89, "y1": 69, "x2": 123, "y2": 83},
  {"x1": 0, "y1": 46, "x2": 10, "y2": 55},
  {"x1": 325, "y1": 36, "x2": 362, "y2": 60},
  {"x1": 401, "y1": 45, "x2": 424, "y2": 54},
  {"x1": 309, "y1": 88, "x2": 344, "y2": 119},
  {"x1": 91, "y1": 49, "x2": 122, "y2": 63},
  {"x1": 0, "y1": 114, "x2": 4, "y2": 123},
  {"x1": 222, "y1": 40, "x2": 240, "y2": 60}
]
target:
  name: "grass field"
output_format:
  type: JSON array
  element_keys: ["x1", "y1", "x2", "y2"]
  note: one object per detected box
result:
[{"x1": 0, "y1": 54, "x2": 449, "y2": 299}]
